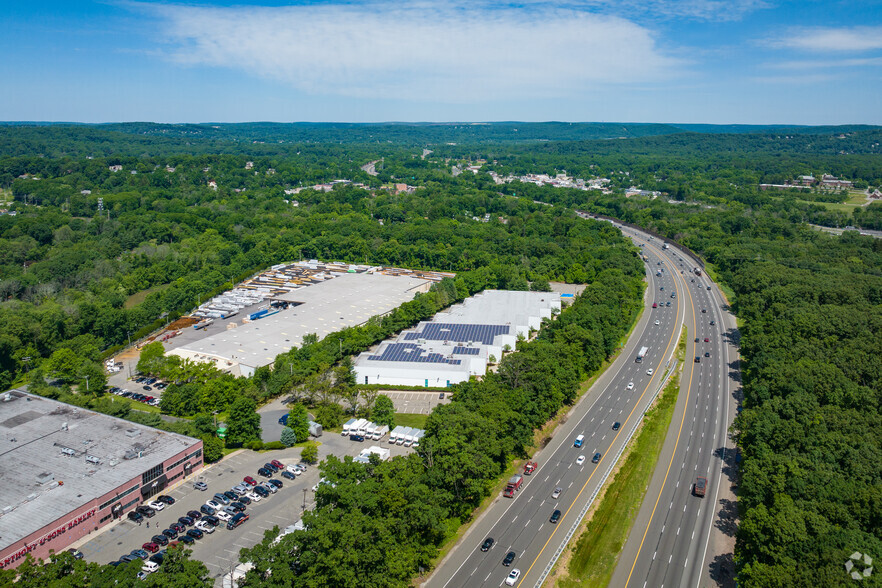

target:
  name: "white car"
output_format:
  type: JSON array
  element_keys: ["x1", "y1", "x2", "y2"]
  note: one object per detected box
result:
[
  {"x1": 626, "y1": 382, "x2": 634, "y2": 390},
  {"x1": 147, "y1": 501, "x2": 165, "y2": 511},
  {"x1": 195, "y1": 521, "x2": 215, "y2": 533},
  {"x1": 247, "y1": 491, "x2": 262, "y2": 502},
  {"x1": 141, "y1": 561, "x2": 159, "y2": 574},
  {"x1": 286, "y1": 465, "x2": 302, "y2": 475},
  {"x1": 215, "y1": 511, "x2": 232, "y2": 522},
  {"x1": 505, "y1": 569, "x2": 521, "y2": 586},
  {"x1": 576, "y1": 455, "x2": 586, "y2": 465},
  {"x1": 654, "y1": 320, "x2": 660, "y2": 325},
  {"x1": 646, "y1": 368, "x2": 654, "y2": 376},
  {"x1": 206, "y1": 500, "x2": 222, "y2": 510},
  {"x1": 551, "y1": 487, "x2": 562, "y2": 499}
]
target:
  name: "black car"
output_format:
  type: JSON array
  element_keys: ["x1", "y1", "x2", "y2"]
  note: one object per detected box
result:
[
  {"x1": 157, "y1": 495, "x2": 175, "y2": 505},
  {"x1": 268, "y1": 479, "x2": 283, "y2": 488},
  {"x1": 709, "y1": 320, "x2": 716, "y2": 325},
  {"x1": 481, "y1": 537, "x2": 494, "y2": 552},
  {"x1": 281, "y1": 470, "x2": 296, "y2": 480},
  {"x1": 151, "y1": 535, "x2": 169, "y2": 546},
  {"x1": 257, "y1": 467, "x2": 272, "y2": 477},
  {"x1": 230, "y1": 502, "x2": 246, "y2": 512},
  {"x1": 592, "y1": 452, "x2": 602, "y2": 463},
  {"x1": 200, "y1": 505, "x2": 216, "y2": 516},
  {"x1": 223, "y1": 491, "x2": 239, "y2": 502},
  {"x1": 178, "y1": 516, "x2": 194, "y2": 527},
  {"x1": 162, "y1": 529, "x2": 178, "y2": 540},
  {"x1": 171, "y1": 522, "x2": 185, "y2": 533},
  {"x1": 203, "y1": 515, "x2": 220, "y2": 527},
  {"x1": 694, "y1": 356, "x2": 701, "y2": 363},
  {"x1": 612, "y1": 422, "x2": 621, "y2": 431},
  {"x1": 349, "y1": 434, "x2": 365, "y2": 442},
  {"x1": 264, "y1": 462, "x2": 279, "y2": 473},
  {"x1": 694, "y1": 337, "x2": 700, "y2": 342},
  {"x1": 503, "y1": 551, "x2": 516, "y2": 566},
  {"x1": 120, "y1": 554, "x2": 137, "y2": 563},
  {"x1": 550, "y1": 509, "x2": 562, "y2": 524},
  {"x1": 701, "y1": 308, "x2": 707, "y2": 313},
  {"x1": 238, "y1": 495, "x2": 252, "y2": 505},
  {"x1": 705, "y1": 352, "x2": 710, "y2": 357},
  {"x1": 439, "y1": 392, "x2": 445, "y2": 399},
  {"x1": 149, "y1": 553, "x2": 164, "y2": 565},
  {"x1": 136, "y1": 506, "x2": 156, "y2": 518},
  {"x1": 253, "y1": 486, "x2": 269, "y2": 498},
  {"x1": 179, "y1": 535, "x2": 195, "y2": 545},
  {"x1": 186, "y1": 528, "x2": 204, "y2": 540},
  {"x1": 128, "y1": 511, "x2": 144, "y2": 522},
  {"x1": 143, "y1": 386, "x2": 152, "y2": 391}
]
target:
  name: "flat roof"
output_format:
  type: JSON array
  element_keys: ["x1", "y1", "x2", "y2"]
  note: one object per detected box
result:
[
  {"x1": 171, "y1": 272, "x2": 431, "y2": 370},
  {"x1": 0, "y1": 390, "x2": 200, "y2": 551}
]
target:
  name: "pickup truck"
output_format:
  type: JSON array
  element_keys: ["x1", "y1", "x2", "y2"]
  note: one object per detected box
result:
[
  {"x1": 503, "y1": 474, "x2": 524, "y2": 498},
  {"x1": 694, "y1": 477, "x2": 707, "y2": 497},
  {"x1": 523, "y1": 462, "x2": 537, "y2": 475}
]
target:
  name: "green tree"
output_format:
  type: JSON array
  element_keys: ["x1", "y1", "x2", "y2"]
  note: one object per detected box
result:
[
  {"x1": 301, "y1": 441, "x2": 319, "y2": 464},
  {"x1": 137, "y1": 341, "x2": 166, "y2": 375},
  {"x1": 201, "y1": 435, "x2": 224, "y2": 463},
  {"x1": 372, "y1": 394, "x2": 395, "y2": 428},
  {"x1": 44, "y1": 348, "x2": 81, "y2": 384},
  {"x1": 280, "y1": 426, "x2": 298, "y2": 447},
  {"x1": 76, "y1": 360, "x2": 107, "y2": 396},
  {"x1": 287, "y1": 403, "x2": 310, "y2": 443},
  {"x1": 225, "y1": 397, "x2": 262, "y2": 448}
]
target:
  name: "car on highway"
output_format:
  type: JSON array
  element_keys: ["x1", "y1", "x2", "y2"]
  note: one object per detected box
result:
[
  {"x1": 666, "y1": 301, "x2": 671, "y2": 307},
  {"x1": 646, "y1": 368, "x2": 653, "y2": 375},
  {"x1": 552, "y1": 487, "x2": 562, "y2": 499},
  {"x1": 481, "y1": 537, "x2": 494, "y2": 552},
  {"x1": 652, "y1": 302, "x2": 657, "y2": 308},
  {"x1": 694, "y1": 476, "x2": 708, "y2": 497},
  {"x1": 612, "y1": 421, "x2": 621, "y2": 431},
  {"x1": 659, "y1": 286, "x2": 664, "y2": 290},
  {"x1": 654, "y1": 320, "x2": 660, "y2": 325},
  {"x1": 193, "y1": 481, "x2": 208, "y2": 491},
  {"x1": 704, "y1": 337, "x2": 710, "y2": 342},
  {"x1": 671, "y1": 293, "x2": 676, "y2": 298},
  {"x1": 147, "y1": 500, "x2": 165, "y2": 511},
  {"x1": 626, "y1": 382, "x2": 634, "y2": 390},
  {"x1": 707, "y1": 286, "x2": 711, "y2": 290},
  {"x1": 505, "y1": 569, "x2": 521, "y2": 586},
  {"x1": 694, "y1": 356, "x2": 701, "y2": 363},
  {"x1": 576, "y1": 455, "x2": 586, "y2": 465},
  {"x1": 550, "y1": 509, "x2": 561, "y2": 524},
  {"x1": 695, "y1": 337, "x2": 699, "y2": 342},
  {"x1": 705, "y1": 352, "x2": 710, "y2": 357},
  {"x1": 710, "y1": 320, "x2": 716, "y2": 325},
  {"x1": 503, "y1": 551, "x2": 516, "y2": 566},
  {"x1": 592, "y1": 452, "x2": 602, "y2": 463},
  {"x1": 702, "y1": 308, "x2": 707, "y2": 313}
]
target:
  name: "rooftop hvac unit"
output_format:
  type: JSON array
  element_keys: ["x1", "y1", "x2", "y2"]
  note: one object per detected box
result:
[
  {"x1": 61, "y1": 422, "x2": 68, "y2": 431},
  {"x1": 123, "y1": 450, "x2": 139, "y2": 460},
  {"x1": 26, "y1": 493, "x2": 38, "y2": 502},
  {"x1": 2, "y1": 506, "x2": 13, "y2": 515},
  {"x1": 125, "y1": 429, "x2": 140, "y2": 438},
  {"x1": 60, "y1": 447, "x2": 76, "y2": 456},
  {"x1": 85, "y1": 455, "x2": 101, "y2": 465}
]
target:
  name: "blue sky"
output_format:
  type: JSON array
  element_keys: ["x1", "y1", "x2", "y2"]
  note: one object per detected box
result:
[{"x1": 1, "y1": 0, "x2": 881, "y2": 124}]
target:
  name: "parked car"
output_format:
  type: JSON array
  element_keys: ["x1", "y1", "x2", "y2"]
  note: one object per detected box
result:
[
  {"x1": 229, "y1": 502, "x2": 246, "y2": 512},
  {"x1": 195, "y1": 520, "x2": 215, "y2": 533},
  {"x1": 247, "y1": 491, "x2": 262, "y2": 502},
  {"x1": 128, "y1": 511, "x2": 144, "y2": 523},
  {"x1": 215, "y1": 511, "x2": 232, "y2": 522},
  {"x1": 253, "y1": 486, "x2": 269, "y2": 498},
  {"x1": 156, "y1": 495, "x2": 175, "y2": 505},
  {"x1": 142, "y1": 542, "x2": 159, "y2": 553},
  {"x1": 278, "y1": 413, "x2": 289, "y2": 425},
  {"x1": 271, "y1": 460, "x2": 284, "y2": 470},
  {"x1": 281, "y1": 470, "x2": 296, "y2": 480},
  {"x1": 203, "y1": 515, "x2": 220, "y2": 527},
  {"x1": 194, "y1": 481, "x2": 208, "y2": 491},
  {"x1": 151, "y1": 535, "x2": 169, "y2": 546},
  {"x1": 206, "y1": 499, "x2": 223, "y2": 510},
  {"x1": 146, "y1": 500, "x2": 165, "y2": 511},
  {"x1": 178, "y1": 516, "x2": 194, "y2": 527},
  {"x1": 162, "y1": 529, "x2": 178, "y2": 539},
  {"x1": 223, "y1": 491, "x2": 239, "y2": 502},
  {"x1": 268, "y1": 479, "x2": 283, "y2": 489},
  {"x1": 262, "y1": 482, "x2": 278, "y2": 494},
  {"x1": 349, "y1": 434, "x2": 365, "y2": 442},
  {"x1": 200, "y1": 505, "x2": 216, "y2": 516},
  {"x1": 264, "y1": 462, "x2": 279, "y2": 473},
  {"x1": 68, "y1": 548, "x2": 84, "y2": 560},
  {"x1": 238, "y1": 495, "x2": 252, "y2": 505},
  {"x1": 178, "y1": 535, "x2": 195, "y2": 545},
  {"x1": 243, "y1": 476, "x2": 258, "y2": 486},
  {"x1": 136, "y1": 506, "x2": 156, "y2": 518},
  {"x1": 257, "y1": 467, "x2": 272, "y2": 477},
  {"x1": 130, "y1": 549, "x2": 149, "y2": 560},
  {"x1": 186, "y1": 528, "x2": 204, "y2": 540}
]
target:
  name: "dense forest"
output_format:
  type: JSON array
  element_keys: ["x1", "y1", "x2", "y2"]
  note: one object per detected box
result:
[{"x1": 1, "y1": 123, "x2": 881, "y2": 586}]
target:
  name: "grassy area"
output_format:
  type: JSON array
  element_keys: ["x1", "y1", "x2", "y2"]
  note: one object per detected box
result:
[
  {"x1": 125, "y1": 283, "x2": 171, "y2": 309},
  {"x1": 394, "y1": 413, "x2": 428, "y2": 429},
  {"x1": 702, "y1": 263, "x2": 735, "y2": 303},
  {"x1": 555, "y1": 327, "x2": 686, "y2": 588}
]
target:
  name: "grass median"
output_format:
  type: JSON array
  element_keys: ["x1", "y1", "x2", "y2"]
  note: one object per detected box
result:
[{"x1": 554, "y1": 326, "x2": 687, "y2": 588}]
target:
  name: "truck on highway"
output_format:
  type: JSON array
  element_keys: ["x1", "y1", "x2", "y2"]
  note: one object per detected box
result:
[
  {"x1": 694, "y1": 477, "x2": 707, "y2": 497},
  {"x1": 524, "y1": 461, "x2": 538, "y2": 475},
  {"x1": 662, "y1": 243, "x2": 669, "y2": 250},
  {"x1": 636, "y1": 346, "x2": 649, "y2": 363},
  {"x1": 503, "y1": 474, "x2": 524, "y2": 498}
]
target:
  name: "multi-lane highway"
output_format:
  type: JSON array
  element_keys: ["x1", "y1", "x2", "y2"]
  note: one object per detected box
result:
[
  {"x1": 426, "y1": 222, "x2": 739, "y2": 588},
  {"x1": 611, "y1": 231, "x2": 739, "y2": 588}
]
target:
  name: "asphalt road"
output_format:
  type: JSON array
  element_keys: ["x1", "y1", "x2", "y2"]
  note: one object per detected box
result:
[
  {"x1": 427, "y1": 234, "x2": 688, "y2": 588},
  {"x1": 610, "y1": 232, "x2": 739, "y2": 588}
]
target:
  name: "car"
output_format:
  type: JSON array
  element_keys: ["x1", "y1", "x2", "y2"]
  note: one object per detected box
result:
[
  {"x1": 178, "y1": 535, "x2": 195, "y2": 545},
  {"x1": 147, "y1": 500, "x2": 165, "y2": 511},
  {"x1": 247, "y1": 491, "x2": 262, "y2": 502},
  {"x1": 439, "y1": 392, "x2": 445, "y2": 399},
  {"x1": 257, "y1": 467, "x2": 272, "y2": 477},
  {"x1": 660, "y1": 286, "x2": 664, "y2": 290},
  {"x1": 156, "y1": 495, "x2": 175, "y2": 505},
  {"x1": 230, "y1": 502, "x2": 247, "y2": 512},
  {"x1": 694, "y1": 476, "x2": 708, "y2": 497},
  {"x1": 194, "y1": 481, "x2": 208, "y2": 491},
  {"x1": 349, "y1": 434, "x2": 365, "y2": 442},
  {"x1": 187, "y1": 528, "x2": 204, "y2": 540},
  {"x1": 626, "y1": 382, "x2": 634, "y2": 390},
  {"x1": 481, "y1": 537, "x2": 495, "y2": 552},
  {"x1": 206, "y1": 500, "x2": 223, "y2": 510},
  {"x1": 151, "y1": 534, "x2": 169, "y2": 546},
  {"x1": 285, "y1": 464, "x2": 302, "y2": 475},
  {"x1": 695, "y1": 337, "x2": 699, "y2": 342},
  {"x1": 264, "y1": 462, "x2": 279, "y2": 473},
  {"x1": 238, "y1": 495, "x2": 252, "y2": 505},
  {"x1": 187, "y1": 510, "x2": 202, "y2": 520},
  {"x1": 142, "y1": 542, "x2": 159, "y2": 553},
  {"x1": 120, "y1": 554, "x2": 138, "y2": 563},
  {"x1": 136, "y1": 506, "x2": 156, "y2": 518},
  {"x1": 646, "y1": 368, "x2": 653, "y2": 375},
  {"x1": 709, "y1": 320, "x2": 716, "y2": 325},
  {"x1": 178, "y1": 516, "x2": 194, "y2": 527},
  {"x1": 612, "y1": 421, "x2": 621, "y2": 431},
  {"x1": 227, "y1": 512, "x2": 249, "y2": 530},
  {"x1": 200, "y1": 505, "x2": 216, "y2": 516},
  {"x1": 128, "y1": 511, "x2": 144, "y2": 522},
  {"x1": 694, "y1": 356, "x2": 701, "y2": 363},
  {"x1": 244, "y1": 476, "x2": 258, "y2": 486},
  {"x1": 701, "y1": 308, "x2": 707, "y2": 313},
  {"x1": 215, "y1": 511, "x2": 232, "y2": 522},
  {"x1": 203, "y1": 515, "x2": 220, "y2": 527},
  {"x1": 68, "y1": 548, "x2": 85, "y2": 559},
  {"x1": 666, "y1": 302, "x2": 671, "y2": 307},
  {"x1": 162, "y1": 528, "x2": 178, "y2": 539},
  {"x1": 652, "y1": 302, "x2": 657, "y2": 308},
  {"x1": 705, "y1": 352, "x2": 710, "y2": 357},
  {"x1": 271, "y1": 460, "x2": 284, "y2": 470},
  {"x1": 253, "y1": 486, "x2": 269, "y2": 498},
  {"x1": 576, "y1": 455, "x2": 586, "y2": 465},
  {"x1": 691, "y1": 278, "x2": 695, "y2": 282},
  {"x1": 704, "y1": 337, "x2": 710, "y2": 342},
  {"x1": 141, "y1": 561, "x2": 160, "y2": 574},
  {"x1": 223, "y1": 491, "x2": 239, "y2": 502},
  {"x1": 149, "y1": 553, "x2": 164, "y2": 565},
  {"x1": 196, "y1": 521, "x2": 215, "y2": 533},
  {"x1": 592, "y1": 452, "x2": 602, "y2": 463},
  {"x1": 223, "y1": 505, "x2": 238, "y2": 516},
  {"x1": 503, "y1": 551, "x2": 516, "y2": 566},
  {"x1": 143, "y1": 385, "x2": 152, "y2": 391},
  {"x1": 262, "y1": 482, "x2": 278, "y2": 494},
  {"x1": 130, "y1": 549, "x2": 149, "y2": 560},
  {"x1": 278, "y1": 413, "x2": 289, "y2": 425},
  {"x1": 671, "y1": 293, "x2": 676, "y2": 298},
  {"x1": 551, "y1": 487, "x2": 562, "y2": 499},
  {"x1": 233, "y1": 484, "x2": 250, "y2": 495},
  {"x1": 707, "y1": 286, "x2": 712, "y2": 291},
  {"x1": 654, "y1": 320, "x2": 660, "y2": 325},
  {"x1": 281, "y1": 470, "x2": 296, "y2": 480},
  {"x1": 268, "y1": 479, "x2": 283, "y2": 488},
  {"x1": 550, "y1": 509, "x2": 562, "y2": 524}
]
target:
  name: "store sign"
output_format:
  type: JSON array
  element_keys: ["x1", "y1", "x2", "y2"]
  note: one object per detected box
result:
[{"x1": 1, "y1": 508, "x2": 97, "y2": 568}]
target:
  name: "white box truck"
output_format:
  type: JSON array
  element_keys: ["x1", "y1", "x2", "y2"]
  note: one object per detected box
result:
[
  {"x1": 342, "y1": 418, "x2": 357, "y2": 435},
  {"x1": 372, "y1": 425, "x2": 389, "y2": 440},
  {"x1": 389, "y1": 425, "x2": 404, "y2": 444},
  {"x1": 357, "y1": 420, "x2": 371, "y2": 436},
  {"x1": 351, "y1": 418, "x2": 368, "y2": 437},
  {"x1": 364, "y1": 423, "x2": 377, "y2": 439},
  {"x1": 404, "y1": 429, "x2": 416, "y2": 447},
  {"x1": 412, "y1": 430, "x2": 424, "y2": 447},
  {"x1": 397, "y1": 427, "x2": 412, "y2": 446}
]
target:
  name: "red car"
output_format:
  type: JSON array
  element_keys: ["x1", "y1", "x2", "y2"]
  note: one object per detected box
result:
[
  {"x1": 270, "y1": 460, "x2": 285, "y2": 470},
  {"x1": 142, "y1": 542, "x2": 159, "y2": 553},
  {"x1": 652, "y1": 303, "x2": 658, "y2": 308},
  {"x1": 704, "y1": 337, "x2": 710, "y2": 342},
  {"x1": 243, "y1": 476, "x2": 258, "y2": 486}
]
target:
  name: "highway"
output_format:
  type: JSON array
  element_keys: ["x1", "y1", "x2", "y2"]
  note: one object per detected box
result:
[
  {"x1": 610, "y1": 230, "x2": 739, "y2": 588},
  {"x1": 426, "y1": 227, "x2": 700, "y2": 588}
]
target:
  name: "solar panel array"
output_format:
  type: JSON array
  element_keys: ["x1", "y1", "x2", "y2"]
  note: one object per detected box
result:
[
  {"x1": 452, "y1": 346, "x2": 480, "y2": 355},
  {"x1": 403, "y1": 323, "x2": 510, "y2": 345},
  {"x1": 368, "y1": 343, "x2": 462, "y2": 365}
]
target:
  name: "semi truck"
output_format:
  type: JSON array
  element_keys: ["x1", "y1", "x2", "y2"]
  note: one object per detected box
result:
[
  {"x1": 503, "y1": 474, "x2": 524, "y2": 498},
  {"x1": 636, "y1": 346, "x2": 649, "y2": 363}
]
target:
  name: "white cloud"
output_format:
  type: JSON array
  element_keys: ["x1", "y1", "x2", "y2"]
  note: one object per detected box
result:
[
  {"x1": 135, "y1": 1, "x2": 683, "y2": 102},
  {"x1": 767, "y1": 57, "x2": 882, "y2": 70},
  {"x1": 769, "y1": 26, "x2": 882, "y2": 53}
]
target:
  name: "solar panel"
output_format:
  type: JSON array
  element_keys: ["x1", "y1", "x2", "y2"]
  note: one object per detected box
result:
[
  {"x1": 368, "y1": 343, "x2": 462, "y2": 365},
  {"x1": 452, "y1": 346, "x2": 480, "y2": 355},
  {"x1": 403, "y1": 323, "x2": 509, "y2": 345}
]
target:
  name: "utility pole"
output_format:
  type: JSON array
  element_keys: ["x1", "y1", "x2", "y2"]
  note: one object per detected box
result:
[{"x1": 302, "y1": 488, "x2": 307, "y2": 512}]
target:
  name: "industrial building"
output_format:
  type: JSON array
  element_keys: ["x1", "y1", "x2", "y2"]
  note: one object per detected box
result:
[
  {"x1": 0, "y1": 389, "x2": 203, "y2": 570},
  {"x1": 353, "y1": 290, "x2": 561, "y2": 387}
]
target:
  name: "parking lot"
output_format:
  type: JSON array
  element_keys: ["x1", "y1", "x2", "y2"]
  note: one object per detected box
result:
[
  {"x1": 73, "y1": 430, "x2": 415, "y2": 584},
  {"x1": 381, "y1": 390, "x2": 451, "y2": 414}
]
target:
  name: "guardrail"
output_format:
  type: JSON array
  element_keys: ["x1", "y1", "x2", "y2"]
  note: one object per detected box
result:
[{"x1": 533, "y1": 358, "x2": 680, "y2": 587}]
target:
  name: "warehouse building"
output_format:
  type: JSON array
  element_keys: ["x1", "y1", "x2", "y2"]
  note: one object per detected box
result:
[
  {"x1": 0, "y1": 389, "x2": 203, "y2": 570},
  {"x1": 353, "y1": 290, "x2": 561, "y2": 387}
]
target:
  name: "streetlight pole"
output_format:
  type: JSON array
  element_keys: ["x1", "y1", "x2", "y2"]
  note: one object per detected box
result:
[
  {"x1": 84, "y1": 375, "x2": 89, "y2": 393},
  {"x1": 302, "y1": 488, "x2": 307, "y2": 512}
]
